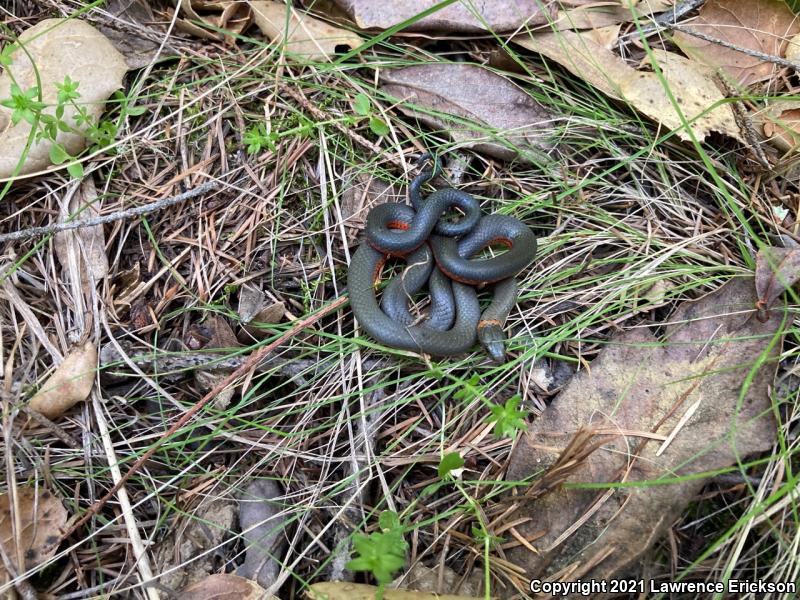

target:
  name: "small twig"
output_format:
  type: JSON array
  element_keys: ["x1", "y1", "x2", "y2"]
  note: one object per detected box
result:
[
  {"x1": 0, "y1": 180, "x2": 221, "y2": 244},
  {"x1": 667, "y1": 24, "x2": 800, "y2": 71},
  {"x1": 62, "y1": 294, "x2": 349, "y2": 540}
]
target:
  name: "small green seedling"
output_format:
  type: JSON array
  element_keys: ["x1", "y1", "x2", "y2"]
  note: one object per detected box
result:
[
  {"x1": 242, "y1": 122, "x2": 277, "y2": 155},
  {"x1": 346, "y1": 510, "x2": 408, "y2": 599},
  {"x1": 352, "y1": 92, "x2": 390, "y2": 137},
  {"x1": 487, "y1": 395, "x2": 528, "y2": 439}
]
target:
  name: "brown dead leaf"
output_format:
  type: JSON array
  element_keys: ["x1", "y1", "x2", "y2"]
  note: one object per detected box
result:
[
  {"x1": 330, "y1": 0, "x2": 556, "y2": 33},
  {"x1": 514, "y1": 31, "x2": 744, "y2": 142},
  {"x1": 180, "y1": 574, "x2": 271, "y2": 600},
  {"x1": 29, "y1": 341, "x2": 97, "y2": 419},
  {"x1": 673, "y1": 0, "x2": 800, "y2": 87},
  {"x1": 0, "y1": 487, "x2": 67, "y2": 583},
  {"x1": 0, "y1": 19, "x2": 128, "y2": 179},
  {"x1": 54, "y1": 179, "x2": 109, "y2": 292},
  {"x1": 251, "y1": 1, "x2": 363, "y2": 61},
  {"x1": 177, "y1": 0, "x2": 252, "y2": 44},
  {"x1": 505, "y1": 277, "x2": 782, "y2": 586},
  {"x1": 308, "y1": 582, "x2": 490, "y2": 600},
  {"x1": 191, "y1": 315, "x2": 240, "y2": 409},
  {"x1": 760, "y1": 100, "x2": 800, "y2": 151},
  {"x1": 756, "y1": 247, "x2": 800, "y2": 315},
  {"x1": 379, "y1": 64, "x2": 558, "y2": 162}
]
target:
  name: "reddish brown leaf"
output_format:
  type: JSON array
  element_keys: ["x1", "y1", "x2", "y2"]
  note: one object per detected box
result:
[
  {"x1": 330, "y1": 0, "x2": 557, "y2": 33},
  {"x1": 755, "y1": 246, "x2": 800, "y2": 315},
  {"x1": 505, "y1": 277, "x2": 783, "y2": 586},
  {"x1": 673, "y1": 0, "x2": 800, "y2": 87},
  {"x1": 380, "y1": 64, "x2": 558, "y2": 162},
  {"x1": 180, "y1": 574, "x2": 269, "y2": 599}
]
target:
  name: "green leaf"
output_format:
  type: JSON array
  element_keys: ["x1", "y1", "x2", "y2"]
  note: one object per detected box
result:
[
  {"x1": 49, "y1": 143, "x2": 69, "y2": 165},
  {"x1": 126, "y1": 105, "x2": 147, "y2": 116},
  {"x1": 353, "y1": 92, "x2": 371, "y2": 116},
  {"x1": 487, "y1": 395, "x2": 528, "y2": 439},
  {"x1": 369, "y1": 116, "x2": 390, "y2": 136},
  {"x1": 67, "y1": 161, "x2": 84, "y2": 179},
  {"x1": 378, "y1": 510, "x2": 401, "y2": 532},
  {"x1": 438, "y1": 451, "x2": 465, "y2": 479}
]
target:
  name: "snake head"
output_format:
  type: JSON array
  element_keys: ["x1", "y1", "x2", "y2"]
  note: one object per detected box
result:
[{"x1": 477, "y1": 322, "x2": 506, "y2": 364}]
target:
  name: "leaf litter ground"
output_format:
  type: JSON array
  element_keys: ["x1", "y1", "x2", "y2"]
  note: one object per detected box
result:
[{"x1": 0, "y1": 1, "x2": 799, "y2": 599}]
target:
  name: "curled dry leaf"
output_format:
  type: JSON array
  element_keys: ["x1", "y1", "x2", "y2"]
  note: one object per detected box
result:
[
  {"x1": 515, "y1": 31, "x2": 744, "y2": 142},
  {"x1": 505, "y1": 277, "x2": 782, "y2": 586},
  {"x1": 250, "y1": 1, "x2": 363, "y2": 61},
  {"x1": 755, "y1": 246, "x2": 800, "y2": 315},
  {"x1": 0, "y1": 19, "x2": 128, "y2": 179},
  {"x1": 237, "y1": 479, "x2": 287, "y2": 588},
  {"x1": 177, "y1": 0, "x2": 252, "y2": 43},
  {"x1": 331, "y1": 0, "x2": 556, "y2": 33},
  {"x1": 379, "y1": 63, "x2": 558, "y2": 162},
  {"x1": 308, "y1": 582, "x2": 489, "y2": 600},
  {"x1": 759, "y1": 100, "x2": 800, "y2": 152},
  {"x1": 673, "y1": 0, "x2": 800, "y2": 87},
  {"x1": 29, "y1": 340, "x2": 97, "y2": 419},
  {"x1": 180, "y1": 574, "x2": 273, "y2": 600},
  {"x1": 54, "y1": 178, "x2": 109, "y2": 292},
  {"x1": 0, "y1": 487, "x2": 67, "y2": 582}
]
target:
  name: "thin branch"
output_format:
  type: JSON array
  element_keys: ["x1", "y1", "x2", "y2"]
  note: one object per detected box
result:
[
  {"x1": 667, "y1": 24, "x2": 800, "y2": 71},
  {"x1": 0, "y1": 180, "x2": 221, "y2": 244}
]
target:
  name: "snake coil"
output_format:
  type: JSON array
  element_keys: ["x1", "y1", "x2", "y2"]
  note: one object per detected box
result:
[{"x1": 347, "y1": 154, "x2": 537, "y2": 363}]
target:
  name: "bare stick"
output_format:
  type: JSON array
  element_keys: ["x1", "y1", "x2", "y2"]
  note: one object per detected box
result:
[
  {"x1": 0, "y1": 180, "x2": 221, "y2": 244},
  {"x1": 62, "y1": 294, "x2": 349, "y2": 539}
]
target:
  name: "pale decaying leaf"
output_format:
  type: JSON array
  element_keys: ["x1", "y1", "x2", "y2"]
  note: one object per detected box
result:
[
  {"x1": 180, "y1": 574, "x2": 274, "y2": 600},
  {"x1": 0, "y1": 19, "x2": 128, "y2": 179},
  {"x1": 29, "y1": 340, "x2": 97, "y2": 419},
  {"x1": 0, "y1": 487, "x2": 67, "y2": 583},
  {"x1": 759, "y1": 100, "x2": 800, "y2": 152},
  {"x1": 505, "y1": 277, "x2": 782, "y2": 584},
  {"x1": 177, "y1": 0, "x2": 252, "y2": 43},
  {"x1": 391, "y1": 563, "x2": 485, "y2": 597},
  {"x1": 54, "y1": 178, "x2": 109, "y2": 291},
  {"x1": 250, "y1": 1, "x2": 362, "y2": 61},
  {"x1": 379, "y1": 63, "x2": 559, "y2": 162},
  {"x1": 514, "y1": 31, "x2": 744, "y2": 142},
  {"x1": 673, "y1": 0, "x2": 800, "y2": 87},
  {"x1": 308, "y1": 582, "x2": 489, "y2": 600},
  {"x1": 755, "y1": 246, "x2": 800, "y2": 312},
  {"x1": 331, "y1": 0, "x2": 556, "y2": 33}
]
